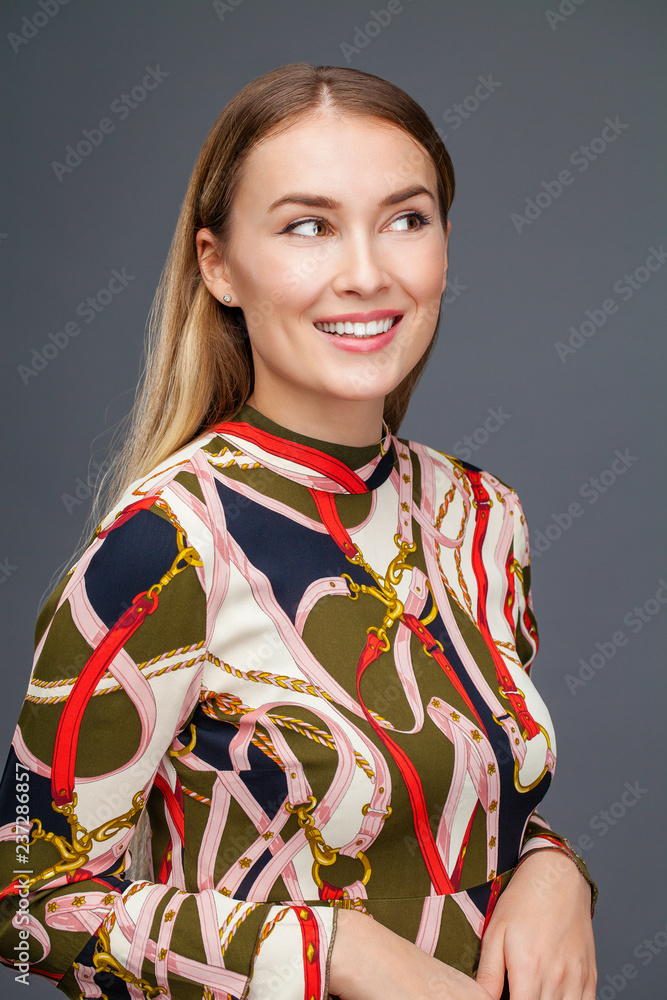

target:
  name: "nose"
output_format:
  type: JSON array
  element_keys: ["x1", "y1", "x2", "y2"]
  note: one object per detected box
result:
[{"x1": 330, "y1": 229, "x2": 390, "y2": 298}]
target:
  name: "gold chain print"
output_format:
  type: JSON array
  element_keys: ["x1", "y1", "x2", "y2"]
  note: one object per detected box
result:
[
  {"x1": 289, "y1": 506, "x2": 420, "y2": 898},
  {"x1": 22, "y1": 525, "x2": 202, "y2": 890}
]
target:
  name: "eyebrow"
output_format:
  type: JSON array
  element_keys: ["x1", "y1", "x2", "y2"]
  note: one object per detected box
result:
[{"x1": 267, "y1": 184, "x2": 436, "y2": 213}]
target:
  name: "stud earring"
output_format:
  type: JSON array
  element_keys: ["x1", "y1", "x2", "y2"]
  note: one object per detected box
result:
[{"x1": 223, "y1": 294, "x2": 232, "y2": 303}]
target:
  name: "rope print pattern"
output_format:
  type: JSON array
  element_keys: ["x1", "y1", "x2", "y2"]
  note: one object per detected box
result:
[{"x1": 0, "y1": 403, "x2": 597, "y2": 999}]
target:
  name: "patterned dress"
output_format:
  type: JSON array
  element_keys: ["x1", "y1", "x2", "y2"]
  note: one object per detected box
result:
[{"x1": 0, "y1": 402, "x2": 597, "y2": 999}]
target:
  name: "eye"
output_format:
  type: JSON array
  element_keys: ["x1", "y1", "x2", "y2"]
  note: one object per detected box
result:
[
  {"x1": 279, "y1": 218, "x2": 331, "y2": 237},
  {"x1": 389, "y1": 211, "x2": 433, "y2": 232}
]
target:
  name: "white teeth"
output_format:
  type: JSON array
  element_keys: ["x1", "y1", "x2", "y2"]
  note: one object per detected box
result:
[{"x1": 314, "y1": 316, "x2": 398, "y2": 337}]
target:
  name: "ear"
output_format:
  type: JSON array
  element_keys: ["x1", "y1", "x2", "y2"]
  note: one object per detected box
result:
[
  {"x1": 196, "y1": 227, "x2": 235, "y2": 305},
  {"x1": 441, "y1": 218, "x2": 452, "y2": 295}
]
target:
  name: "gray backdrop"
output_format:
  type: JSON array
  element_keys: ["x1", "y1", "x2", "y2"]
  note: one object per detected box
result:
[{"x1": 1, "y1": 1, "x2": 665, "y2": 997}]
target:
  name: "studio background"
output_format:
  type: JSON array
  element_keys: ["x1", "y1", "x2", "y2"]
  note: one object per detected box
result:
[{"x1": 1, "y1": 1, "x2": 665, "y2": 997}]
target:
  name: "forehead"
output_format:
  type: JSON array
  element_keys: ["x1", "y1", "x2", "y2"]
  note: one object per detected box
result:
[{"x1": 234, "y1": 113, "x2": 437, "y2": 206}]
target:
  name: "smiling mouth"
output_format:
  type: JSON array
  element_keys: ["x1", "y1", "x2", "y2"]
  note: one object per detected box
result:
[{"x1": 313, "y1": 315, "x2": 401, "y2": 338}]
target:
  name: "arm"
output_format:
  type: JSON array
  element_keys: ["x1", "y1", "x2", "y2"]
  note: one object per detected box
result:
[
  {"x1": 475, "y1": 492, "x2": 598, "y2": 1000},
  {"x1": 517, "y1": 809, "x2": 598, "y2": 916},
  {"x1": 511, "y1": 497, "x2": 598, "y2": 916},
  {"x1": 0, "y1": 491, "x2": 335, "y2": 999},
  {"x1": 329, "y1": 907, "x2": 495, "y2": 1000}
]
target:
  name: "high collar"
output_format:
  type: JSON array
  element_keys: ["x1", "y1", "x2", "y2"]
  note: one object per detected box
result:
[{"x1": 211, "y1": 403, "x2": 396, "y2": 494}]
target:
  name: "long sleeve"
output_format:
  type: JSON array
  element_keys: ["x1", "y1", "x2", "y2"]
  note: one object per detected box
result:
[
  {"x1": 1, "y1": 408, "x2": 600, "y2": 994},
  {"x1": 511, "y1": 498, "x2": 599, "y2": 916},
  {"x1": 0, "y1": 485, "x2": 335, "y2": 999}
]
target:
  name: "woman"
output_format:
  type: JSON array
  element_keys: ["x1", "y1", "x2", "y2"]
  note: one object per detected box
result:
[{"x1": 0, "y1": 63, "x2": 597, "y2": 999}]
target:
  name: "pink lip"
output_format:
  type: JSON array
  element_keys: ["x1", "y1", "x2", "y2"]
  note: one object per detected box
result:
[
  {"x1": 313, "y1": 314, "x2": 404, "y2": 353},
  {"x1": 313, "y1": 310, "x2": 403, "y2": 323}
]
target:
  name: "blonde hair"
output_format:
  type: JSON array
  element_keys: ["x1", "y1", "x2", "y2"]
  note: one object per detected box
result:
[{"x1": 52, "y1": 62, "x2": 455, "y2": 594}]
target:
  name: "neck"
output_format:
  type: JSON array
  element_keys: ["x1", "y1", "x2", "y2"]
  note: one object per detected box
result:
[{"x1": 245, "y1": 388, "x2": 386, "y2": 447}]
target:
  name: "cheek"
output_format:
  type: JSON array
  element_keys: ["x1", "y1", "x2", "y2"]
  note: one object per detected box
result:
[
  {"x1": 416, "y1": 253, "x2": 447, "y2": 309},
  {"x1": 419, "y1": 248, "x2": 447, "y2": 287},
  {"x1": 252, "y1": 259, "x2": 319, "y2": 320},
  {"x1": 397, "y1": 279, "x2": 442, "y2": 365},
  {"x1": 400, "y1": 243, "x2": 446, "y2": 292},
  {"x1": 244, "y1": 292, "x2": 309, "y2": 362},
  {"x1": 236, "y1": 263, "x2": 299, "y2": 332}
]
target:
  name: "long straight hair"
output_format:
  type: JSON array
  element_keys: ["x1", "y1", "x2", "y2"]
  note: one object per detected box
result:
[{"x1": 52, "y1": 63, "x2": 455, "y2": 593}]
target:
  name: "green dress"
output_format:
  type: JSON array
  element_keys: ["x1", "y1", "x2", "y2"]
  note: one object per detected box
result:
[{"x1": 0, "y1": 403, "x2": 597, "y2": 999}]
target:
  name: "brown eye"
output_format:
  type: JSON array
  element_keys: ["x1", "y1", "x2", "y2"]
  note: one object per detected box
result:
[
  {"x1": 389, "y1": 211, "x2": 433, "y2": 232},
  {"x1": 282, "y1": 218, "x2": 330, "y2": 237}
]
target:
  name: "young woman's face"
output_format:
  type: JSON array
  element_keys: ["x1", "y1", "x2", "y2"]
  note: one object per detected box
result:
[{"x1": 198, "y1": 111, "x2": 450, "y2": 429}]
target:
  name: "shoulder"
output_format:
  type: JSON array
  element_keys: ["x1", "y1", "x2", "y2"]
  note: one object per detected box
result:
[
  {"x1": 98, "y1": 429, "x2": 223, "y2": 536},
  {"x1": 398, "y1": 434, "x2": 524, "y2": 504},
  {"x1": 398, "y1": 435, "x2": 532, "y2": 553},
  {"x1": 54, "y1": 431, "x2": 225, "y2": 620}
]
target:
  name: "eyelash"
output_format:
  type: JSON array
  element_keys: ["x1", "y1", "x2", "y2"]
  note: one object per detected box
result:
[{"x1": 278, "y1": 210, "x2": 433, "y2": 236}]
